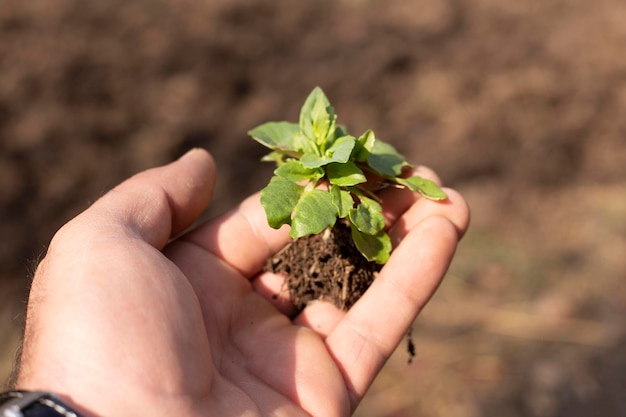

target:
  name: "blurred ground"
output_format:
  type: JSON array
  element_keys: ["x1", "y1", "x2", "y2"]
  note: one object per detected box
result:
[{"x1": 1, "y1": 0, "x2": 625, "y2": 415}]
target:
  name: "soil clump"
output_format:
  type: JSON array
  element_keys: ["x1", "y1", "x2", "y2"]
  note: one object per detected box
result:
[{"x1": 266, "y1": 221, "x2": 381, "y2": 312}]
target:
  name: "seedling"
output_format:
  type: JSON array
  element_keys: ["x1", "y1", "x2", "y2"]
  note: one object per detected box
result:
[{"x1": 249, "y1": 87, "x2": 447, "y2": 264}]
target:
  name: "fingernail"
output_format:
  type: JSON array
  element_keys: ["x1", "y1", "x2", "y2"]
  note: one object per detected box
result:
[{"x1": 179, "y1": 148, "x2": 205, "y2": 161}]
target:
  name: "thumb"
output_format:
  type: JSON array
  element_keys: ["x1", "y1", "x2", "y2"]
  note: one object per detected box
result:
[{"x1": 61, "y1": 148, "x2": 216, "y2": 250}]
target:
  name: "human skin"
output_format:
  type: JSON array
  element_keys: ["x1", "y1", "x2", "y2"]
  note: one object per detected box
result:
[{"x1": 15, "y1": 148, "x2": 470, "y2": 417}]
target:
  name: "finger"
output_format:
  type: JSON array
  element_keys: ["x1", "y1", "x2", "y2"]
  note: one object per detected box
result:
[
  {"x1": 378, "y1": 165, "x2": 443, "y2": 225},
  {"x1": 250, "y1": 271, "x2": 298, "y2": 317},
  {"x1": 324, "y1": 216, "x2": 460, "y2": 410},
  {"x1": 183, "y1": 193, "x2": 292, "y2": 279},
  {"x1": 293, "y1": 301, "x2": 345, "y2": 339},
  {"x1": 388, "y1": 187, "x2": 471, "y2": 246},
  {"x1": 57, "y1": 148, "x2": 216, "y2": 250}
]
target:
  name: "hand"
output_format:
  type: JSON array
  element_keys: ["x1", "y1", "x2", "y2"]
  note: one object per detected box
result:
[{"x1": 15, "y1": 148, "x2": 469, "y2": 417}]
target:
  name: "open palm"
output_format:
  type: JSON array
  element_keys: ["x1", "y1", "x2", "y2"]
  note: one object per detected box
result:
[{"x1": 17, "y1": 149, "x2": 469, "y2": 417}]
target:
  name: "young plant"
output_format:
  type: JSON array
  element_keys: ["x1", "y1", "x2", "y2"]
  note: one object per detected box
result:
[{"x1": 249, "y1": 87, "x2": 447, "y2": 264}]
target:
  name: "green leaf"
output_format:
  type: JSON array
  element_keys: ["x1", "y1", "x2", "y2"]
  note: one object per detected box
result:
[
  {"x1": 348, "y1": 198, "x2": 385, "y2": 234},
  {"x1": 326, "y1": 135, "x2": 355, "y2": 162},
  {"x1": 274, "y1": 160, "x2": 324, "y2": 182},
  {"x1": 351, "y1": 225, "x2": 392, "y2": 264},
  {"x1": 260, "y1": 151, "x2": 285, "y2": 164},
  {"x1": 248, "y1": 121, "x2": 303, "y2": 153},
  {"x1": 299, "y1": 87, "x2": 335, "y2": 145},
  {"x1": 293, "y1": 132, "x2": 318, "y2": 155},
  {"x1": 301, "y1": 136, "x2": 356, "y2": 168},
  {"x1": 333, "y1": 125, "x2": 349, "y2": 140},
  {"x1": 396, "y1": 176, "x2": 448, "y2": 200},
  {"x1": 367, "y1": 139, "x2": 408, "y2": 177},
  {"x1": 290, "y1": 189, "x2": 338, "y2": 238},
  {"x1": 330, "y1": 185, "x2": 353, "y2": 218},
  {"x1": 299, "y1": 153, "x2": 326, "y2": 169},
  {"x1": 260, "y1": 177, "x2": 303, "y2": 229},
  {"x1": 353, "y1": 129, "x2": 376, "y2": 162},
  {"x1": 326, "y1": 161, "x2": 366, "y2": 186},
  {"x1": 312, "y1": 97, "x2": 334, "y2": 145}
]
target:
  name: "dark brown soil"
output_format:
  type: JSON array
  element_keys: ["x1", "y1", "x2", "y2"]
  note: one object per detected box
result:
[{"x1": 266, "y1": 221, "x2": 381, "y2": 312}]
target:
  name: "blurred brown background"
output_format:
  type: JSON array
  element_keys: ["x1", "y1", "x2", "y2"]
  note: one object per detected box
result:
[{"x1": 1, "y1": 0, "x2": 625, "y2": 415}]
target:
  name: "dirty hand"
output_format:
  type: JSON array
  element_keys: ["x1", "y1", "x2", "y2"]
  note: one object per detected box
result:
[{"x1": 16, "y1": 148, "x2": 469, "y2": 417}]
